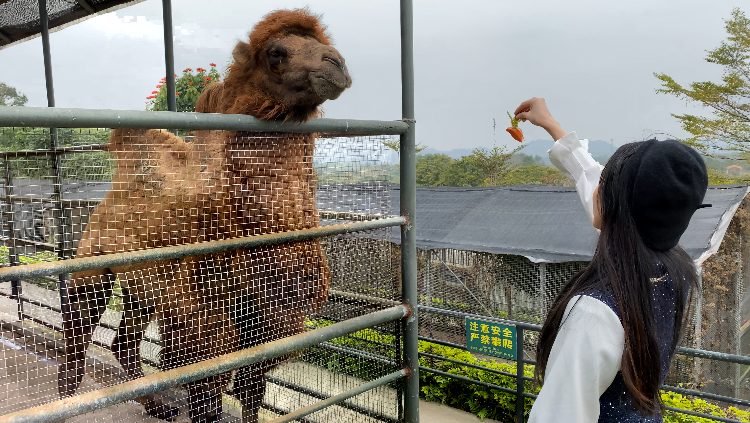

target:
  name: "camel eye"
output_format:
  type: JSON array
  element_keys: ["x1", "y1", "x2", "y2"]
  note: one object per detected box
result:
[{"x1": 269, "y1": 48, "x2": 287, "y2": 59}]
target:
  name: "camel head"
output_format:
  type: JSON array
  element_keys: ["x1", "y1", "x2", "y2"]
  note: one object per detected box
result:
[{"x1": 221, "y1": 9, "x2": 352, "y2": 122}]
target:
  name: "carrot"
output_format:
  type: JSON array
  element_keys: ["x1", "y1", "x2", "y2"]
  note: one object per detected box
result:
[{"x1": 506, "y1": 111, "x2": 524, "y2": 142}]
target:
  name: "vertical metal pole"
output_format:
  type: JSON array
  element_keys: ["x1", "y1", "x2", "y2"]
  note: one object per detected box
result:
[
  {"x1": 735, "y1": 247, "x2": 742, "y2": 398},
  {"x1": 3, "y1": 160, "x2": 22, "y2": 320},
  {"x1": 39, "y1": 0, "x2": 54, "y2": 109},
  {"x1": 538, "y1": 262, "x2": 546, "y2": 318},
  {"x1": 694, "y1": 266, "x2": 703, "y2": 382},
  {"x1": 399, "y1": 0, "x2": 419, "y2": 422},
  {"x1": 39, "y1": 0, "x2": 70, "y2": 319},
  {"x1": 161, "y1": 0, "x2": 177, "y2": 113},
  {"x1": 516, "y1": 327, "x2": 525, "y2": 423}
]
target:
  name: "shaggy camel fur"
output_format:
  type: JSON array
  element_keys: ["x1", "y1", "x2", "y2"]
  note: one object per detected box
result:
[{"x1": 58, "y1": 9, "x2": 351, "y2": 423}]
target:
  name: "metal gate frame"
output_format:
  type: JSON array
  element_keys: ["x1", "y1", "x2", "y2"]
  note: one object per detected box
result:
[{"x1": 0, "y1": 0, "x2": 421, "y2": 422}]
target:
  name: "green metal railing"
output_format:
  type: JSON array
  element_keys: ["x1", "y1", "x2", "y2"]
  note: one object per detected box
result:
[{"x1": 418, "y1": 305, "x2": 750, "y2": 423}]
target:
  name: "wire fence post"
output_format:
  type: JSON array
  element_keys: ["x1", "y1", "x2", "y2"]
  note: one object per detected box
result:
[
  {"x1": 38, "y1": 0, "x2": 71, "y2": 325},
  {"x1": 516, "y1": 326, "x2": 525, "y2": 423},
  {"x1": 400, "y1": 0, "x2": 419, "y2": 421},
  {"x1": 161, "y1": 0, "x2": 176, "y2": 134},
  {"x1": 3, "y1": 159, "x2": 22, "y2": 320}
]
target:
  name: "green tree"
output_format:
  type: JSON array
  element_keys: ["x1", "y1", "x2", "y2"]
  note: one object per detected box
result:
[
  {"x1": 440, "y1": 157, "x2": 485, "y2": 187},
  {"x1": 415, "y1": 154, "x2": 453, "y2": 186},
  {"x1": 147, "y1": 65, "x2": 222, "y2": 112},
  {"x1": 464, "y1": 144, "x2": 524, "y2": 186},
  {"x1": 655, "y1": 8, "x2": 750, "y2": 159},
  {"x1": 0, "y1": 82, "x2": 28, "y2": 106},
  {"x1": 501, "y1": 165, "x2": 572, "y2": 187}
]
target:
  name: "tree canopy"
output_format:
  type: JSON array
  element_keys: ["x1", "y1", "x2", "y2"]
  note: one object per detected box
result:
[
  {"x1": 655, "y1": 8, "x2": 750, "y2": 159},
  {"x1": 0, "y1": 82, "x2": 28, "y2": 107}
]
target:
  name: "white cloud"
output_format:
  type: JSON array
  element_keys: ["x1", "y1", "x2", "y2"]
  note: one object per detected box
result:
[{"x1": 85, "y1": 13, "x2": 164, "y2": 41}]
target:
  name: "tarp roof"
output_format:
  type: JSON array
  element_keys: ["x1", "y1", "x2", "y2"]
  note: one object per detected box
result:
[
  {"x1": 374, "y1": 184, "x2": 749, "y2": 265},
  {"x1": 0, "y1": 0, "x2": 146, "y2": 50}
]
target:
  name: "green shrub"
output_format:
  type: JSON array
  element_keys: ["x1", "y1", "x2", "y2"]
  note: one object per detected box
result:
[{"x1": 662, "y1": 391, "x2": 750, "y2": 422}]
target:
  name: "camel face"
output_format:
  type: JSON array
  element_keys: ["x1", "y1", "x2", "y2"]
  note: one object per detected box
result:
[{"x1": 262, "y1": 34, "x2": 351, "y2": 111}]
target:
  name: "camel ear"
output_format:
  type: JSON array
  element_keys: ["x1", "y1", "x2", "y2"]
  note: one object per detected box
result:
[{"x1": 232, "y1": 41, "x2": 252, "y2": 68}]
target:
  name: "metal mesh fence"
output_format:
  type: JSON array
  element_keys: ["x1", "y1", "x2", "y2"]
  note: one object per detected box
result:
[{"x1": 0, "y1": 127, "x2": 403, "y2": 423}]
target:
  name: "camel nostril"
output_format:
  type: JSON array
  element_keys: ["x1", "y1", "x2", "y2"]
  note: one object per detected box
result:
[{"x1": 323, "y1": 56, "x2": 343, "y2": 70}]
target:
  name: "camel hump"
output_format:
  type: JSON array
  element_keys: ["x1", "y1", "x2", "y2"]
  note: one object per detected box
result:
[{"x1": 195, "y1": 82, "x2": 225, "y2": 113}]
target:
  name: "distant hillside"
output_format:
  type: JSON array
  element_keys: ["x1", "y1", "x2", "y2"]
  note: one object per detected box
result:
[{"x1": 420, "y1": 139, "x2": 617, "y2": 165}]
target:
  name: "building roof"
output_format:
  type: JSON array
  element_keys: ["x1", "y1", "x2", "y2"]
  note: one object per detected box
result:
[
  {"x1": 378, "y1": 184, "x2": 750, "y2": 265},
  {"x1": 0, "y1": 0, "x2": 145, "y2": 50}
]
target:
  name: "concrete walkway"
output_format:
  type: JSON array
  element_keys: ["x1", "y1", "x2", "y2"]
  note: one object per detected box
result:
[{"x1": 419, "y1": 401, "x2": 501, "y2": 423}]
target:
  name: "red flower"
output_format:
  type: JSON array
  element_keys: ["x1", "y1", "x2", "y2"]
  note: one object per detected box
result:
[
  {"x1": 174, "y1": 74, "x2": 177, "y2": 77},
  {"x1": 176, "y1": 92, "x2": 180, "y2": 96},
  {"x1": 188, "y1": 82, "x2": 193, "y2": 85},
  {"x1": 184, "y1": 68, "x2": 193, "y2": 72},
  {"x1": 196, "y1": 67, "x2": 205, "y2": 73},
  {"x1": 151, "y1": 91, "x2": 159, "y2": 94},
  {"x1": 146, "y1": 95, "x2": 155, "y2": 99},
  {"x1": 209, "y1": 63, "x2": 216, "y2": 67},
  {"x1": 205, "y1": 77, "x2": 211, "y2": 81},
  {"x1": 202, "y1": 82, "x2": 207, "y2": 85},
  {"x1": 157, "y1": 85, "x2": 163, "y2": 88}
]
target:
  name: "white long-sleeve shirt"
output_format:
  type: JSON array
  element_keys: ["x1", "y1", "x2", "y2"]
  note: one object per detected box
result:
[{"x1": 528, "y1": 132, "x2": 624, "y2": 423}]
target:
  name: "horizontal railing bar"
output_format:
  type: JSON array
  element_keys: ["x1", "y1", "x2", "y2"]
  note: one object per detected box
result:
[
  {"x1": 261, "y1": 403, "x2": 319, "y2": 423},
  {"x1": 418, "y1": 366, "x2": 520, "y2": 396},
  {"x1": 418, "y1": 351, "x2": 528, "y2": 381},
  {"x1": 676, "y1": 347, "x2": 750, "y2": 365},
  {"x1": 0, "y1": 236, "x2": 57, "y2": 250},
  {"x1": 312, "y1": 341, "x2": 397, "y2": 366},
  {"x1": 328, "y1": 289, "x2": 401, "y2": 307},
  {"x1": 664, "y1": 406, "x2": 743, "y2": 423},
  {"x1": 319, "y1": 211, "x2": 394, "y2": 222},
  {"x1": 264, "y1": 375, "x2": 400, "y2": 423},
  {"x1": 662, "y1": 384, "x2": 750, "y2": 408},
  {"x1": 0, "y1": 305, "x2": 408, "y2": 423},
  {"x1": 418, "y1": 305, "x2": 543, "y2": 331},
  {"x1": 0, "y1": 217, "x2": 405, "y2": 282},
  {"x1": 266, "y1": 369, "x2": 407, "y2": 423},
  {"x1": 4, "y1": 195, "x2": 102, "y2": 205},
  {"x1": 0, "y1": 106, "x2": 410, "y2": 134},
  {"x1": 0, "y1": 144, "x2": 107, "y2": 158}
]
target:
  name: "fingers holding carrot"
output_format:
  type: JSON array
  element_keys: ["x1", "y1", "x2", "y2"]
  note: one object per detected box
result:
[{"x1": 513, "y1": 97, "x2": 568, "y2": 141}]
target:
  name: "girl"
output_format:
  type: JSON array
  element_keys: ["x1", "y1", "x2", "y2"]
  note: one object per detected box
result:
[{"x1": 514, "y1": 97, "x2": 709, "y2": 422}]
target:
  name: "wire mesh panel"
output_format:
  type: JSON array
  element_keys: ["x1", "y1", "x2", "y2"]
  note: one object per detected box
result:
[
  {"x1": 0, "y1": 127, "x2": 402, "y2": 423},
  {"x1": 416, "y1": 249, "x2": 587, "y2": 360}
]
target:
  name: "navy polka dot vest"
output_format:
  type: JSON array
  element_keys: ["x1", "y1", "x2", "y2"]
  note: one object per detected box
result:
[{"x1": 582, "y1": 261, "x2": 690, "y2": 423}]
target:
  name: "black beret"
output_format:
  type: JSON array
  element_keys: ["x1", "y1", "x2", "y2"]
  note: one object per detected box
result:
[{"x1": 622, "y1": 139, "x2": 709, "y2": 251}]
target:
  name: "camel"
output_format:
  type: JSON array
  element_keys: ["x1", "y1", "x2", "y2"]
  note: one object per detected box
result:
[{"x1": 57, "y1": 9, "x2": 351, "y2": 423}]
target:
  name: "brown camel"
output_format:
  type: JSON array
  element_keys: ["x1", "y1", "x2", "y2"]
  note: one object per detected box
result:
[{"x1": 58, "y1": 9, "x2": 351, "y2": 423}]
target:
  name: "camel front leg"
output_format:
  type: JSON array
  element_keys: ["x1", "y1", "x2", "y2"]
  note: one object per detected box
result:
[
  {"x1": 111, "y1": 287, "x2": 178, "y2": 421},
  {"x1": 58, "y1": 269, "x2": 113, "y2": 398},
  {"x1": 233, "y1": 364, "x2": 267, "y2": 423}
]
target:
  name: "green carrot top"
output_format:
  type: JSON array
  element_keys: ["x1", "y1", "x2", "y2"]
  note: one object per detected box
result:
[{"x1": 507, "y1": 111, "x2": 520, "y2": 129}]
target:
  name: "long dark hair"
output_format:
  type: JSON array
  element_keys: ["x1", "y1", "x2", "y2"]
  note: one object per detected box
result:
[{"x1": 534, "y1": 142, "x2": 697, "y2": 415}]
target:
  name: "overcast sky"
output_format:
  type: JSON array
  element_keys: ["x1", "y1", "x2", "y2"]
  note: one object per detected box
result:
[{"x1": 0, "y1": 0, "x2": 744, "y2": 150}]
